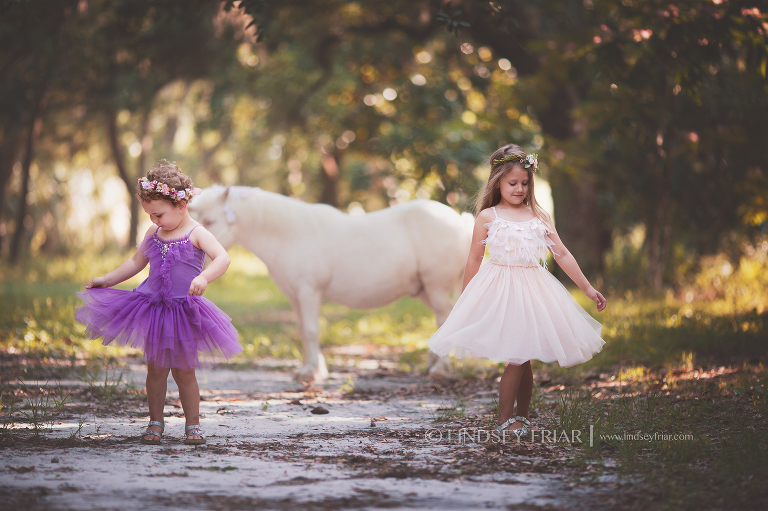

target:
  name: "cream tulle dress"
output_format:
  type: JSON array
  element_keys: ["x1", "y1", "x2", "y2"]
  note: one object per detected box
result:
[{"x1": 427, "y1": 206, "x2": 605, "y2": 367}]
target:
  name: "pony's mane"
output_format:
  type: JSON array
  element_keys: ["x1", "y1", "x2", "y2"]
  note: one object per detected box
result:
[{"x1": 223, "y1": 185, "x2": 342, "y2": 232}]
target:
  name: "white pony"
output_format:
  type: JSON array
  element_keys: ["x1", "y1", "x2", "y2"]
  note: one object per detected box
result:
[{"x1": 189, "y1": 186, "x2": 473, "y2": 382}]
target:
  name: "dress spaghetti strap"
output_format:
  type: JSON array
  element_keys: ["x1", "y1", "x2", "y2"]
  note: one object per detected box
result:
[
  {"x1": 491, "y1": 206, "x2": 498, "y2": 218},
  {"x1": 151, "y1": 224, "x2": 202, "y2": 245}
]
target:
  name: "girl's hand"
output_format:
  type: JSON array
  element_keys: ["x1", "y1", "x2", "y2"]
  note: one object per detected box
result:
[
  {"x1": 586, "y1": 287, "x2": 607, "y2": 312},
  {"x1": 189, "y1": 275, "x2": 208, "y2": 296},
  {"x1": 86, "y1": 277, "x2": 107, "y2": 289}
]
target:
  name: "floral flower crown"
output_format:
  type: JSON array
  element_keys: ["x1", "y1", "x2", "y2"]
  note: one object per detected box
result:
[
  {"x1": 491, "y1": 153, "x2": 539, "y2": 172},
  {"x1": 138, "y1": 177, "x2": 201, "y2": 202}
]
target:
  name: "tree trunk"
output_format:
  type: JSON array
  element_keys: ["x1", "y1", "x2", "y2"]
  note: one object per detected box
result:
[
  {"x1": 107, "y1": 109, "x2": 140, "y2": 250},
  {"x1": 10, "y1": 90, "x2": 46, "y2": 264},
  {"x1": 644, "y1": 194, "x2": 674, "y2": 292},
  {"x1": 643, "y1": 123, "x2": 677, "y2": 292},
  {"x1": 549, "y1": 169, "x2": 607, "y2": 283},
  {"x1": 0, "y1": 134, "x2": 23, "y2": 257},
  {"x1": 534, "y1": 83, "x2": 608, "y2": 282},
  {"x1": 319, "y1": 152, "x2": 340, "y2": 208}
]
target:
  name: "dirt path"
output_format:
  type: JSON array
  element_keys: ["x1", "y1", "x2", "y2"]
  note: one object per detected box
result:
[{"x1": 1, "y1": 365, "x2": 621, "y2": 510}]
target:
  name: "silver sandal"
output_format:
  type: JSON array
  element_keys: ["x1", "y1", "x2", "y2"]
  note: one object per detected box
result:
[
  {"x1": 183, "y1": 425, "x2": 206, "y2": 445},
  {"x1": 495, "y1": 416, "x2": 531, "y2": 439},
  {"x1": 139, "y1": 420, "x2": 164, "y2": 445}
]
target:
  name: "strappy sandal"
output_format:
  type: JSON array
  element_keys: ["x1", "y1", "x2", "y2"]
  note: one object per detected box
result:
[
  {"x1": 183, "y1": 424, "x2": 206, "y2": 445},
  {"x1": 139, "y1": 420, "x2": 164, "y2": 445},
  {"x1": 495, "y1": 416, "x2": 531, "y2": 439}
]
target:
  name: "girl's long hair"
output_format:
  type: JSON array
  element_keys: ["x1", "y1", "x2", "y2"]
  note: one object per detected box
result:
[{"x1": 474, "y1": 144, "x2": 548, "y2": 224}]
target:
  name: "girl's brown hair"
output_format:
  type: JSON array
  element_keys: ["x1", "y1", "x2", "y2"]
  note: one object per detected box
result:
[
  {"x1": 136, "y1": 160, "x2": 193, "y2": 204},
  {"x1": 474, "y1": 144, "x2": 548, "y2": 224}
]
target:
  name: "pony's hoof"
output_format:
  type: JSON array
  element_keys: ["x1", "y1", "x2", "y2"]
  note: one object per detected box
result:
[
  {"x1": 295, "y1": 365, "x2": 328, "y2": 383},
  {"x1": 295, "y1": 370, "x2": 316, "y2": 384},
  {"x1": 425, "y1": 351, "x2": 441, "y2": 371},
  {"x1": 427, "y1": 357, "x2": 453, "y2": 379},
  {"x1": 296, "y1": 354, "x2": 329, "y2": 383}
]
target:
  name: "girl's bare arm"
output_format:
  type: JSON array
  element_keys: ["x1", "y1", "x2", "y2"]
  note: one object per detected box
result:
[
  {"x1": 462, "y1": 209, "x2": 495, "y2": 292},
  {"x1": 544, "y1": 215, "x2": 606, "y2": 312},
  {"x1": 86, "y1": 226, "x2": 155, "y2": 288},
  {"x1": 86, "y1": 249, "x2": 149, "y2": 288},
  {"x1": 188, "y1": 227, "x2": 231, "y2": 295}
]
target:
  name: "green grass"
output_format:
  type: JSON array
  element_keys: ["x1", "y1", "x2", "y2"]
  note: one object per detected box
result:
[
  {"x1": 431, "y1": 397, "x2": 468, "y2": 422},
  {"x1": 539, "y1": 366, "x2": 768, "y2": 509},
  {"x1": 0, "y1": 281, "x2": 130, "y2": 376}
]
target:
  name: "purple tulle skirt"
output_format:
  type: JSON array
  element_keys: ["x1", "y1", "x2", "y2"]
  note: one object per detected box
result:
[{"x1": 75, "y1": 288, "x2": 242, "y2": 369}]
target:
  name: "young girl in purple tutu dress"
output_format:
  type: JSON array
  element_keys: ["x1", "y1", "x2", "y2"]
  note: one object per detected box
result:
[
  {"x1": 427, "y1": 144, "x2": 607, "y2": 439},
  {"x1": 76, "y1": 161, "x2": 242, "y2": 445}
]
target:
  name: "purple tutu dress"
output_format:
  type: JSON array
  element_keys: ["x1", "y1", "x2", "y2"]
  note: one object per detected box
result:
[{"x1": 75, "y1": 225, "x2": 242, "y2": 369}]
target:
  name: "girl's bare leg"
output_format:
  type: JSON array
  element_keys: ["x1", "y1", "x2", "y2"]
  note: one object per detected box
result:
[
  {"x1": 145, "y1": 363, "x2": 170, "y2": 441},
  {"x1": 498, "y1": 363, "x2": 525, "y2": 431},
  {"x1": 514, "y1": 361, "x2": 533, "y2": 419},
  {"x1": 171, "y1": 367, "x2": 201, "y2": 440}
]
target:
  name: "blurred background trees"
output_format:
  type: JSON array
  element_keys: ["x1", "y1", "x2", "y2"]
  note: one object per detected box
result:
[{"x1": 1, "y1": 0, "x2": 766, "y2": 293}]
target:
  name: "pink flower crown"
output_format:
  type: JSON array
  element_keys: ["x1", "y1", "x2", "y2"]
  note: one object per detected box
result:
[{"x1": 138, "y1": 177, "x2": 201, "y2": 202}]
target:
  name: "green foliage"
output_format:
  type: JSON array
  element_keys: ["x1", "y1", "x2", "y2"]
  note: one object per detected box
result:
[
  {"x1": 207, "y1": 465, "x2": 238, "y2": 472},
  {"x1": 77, "y1": 363, "x2": 127, "y2": 404},
  {"x1": 8, "y1": 381, "x2": 72, "y2": 437},
  {"x1": 451, "y1": 357, "x2": 499, "y2": 379},
  {"x1": 436, "y1": 3, "x2": 471, "y2": 35},
  {"x1": 3, "y1": 0, "x2": 546, "y2": 263},
  {"x1": 543, "y1": 389, "x2": 600, "y2": 441},
  {"x1": 0, "y1": 389, "x2": 20, "y2": 435},
  {"x1": 0, "y1": 280, "x2": 132, "y2": 366},
  {"x1": 533, "y1": 0, "x2": 768, "y2": 284},
  {"x1": 337, "y1": 375, "x2": 355, "y2": 394},
  {"x1": 685, "y1": 238, "x2": 768, "y2": 311},
  {"x1": 321, "y1": 298, "x2": 436, "y2": 348}
]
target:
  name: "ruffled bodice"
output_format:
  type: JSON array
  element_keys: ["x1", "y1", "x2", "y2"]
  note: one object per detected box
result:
[
  {"x1": 483, "y1": 208, "x2": 556, "y2": 268},
  {"x1": 135, "y1": 226, "x2": 205, "y2": 302}
]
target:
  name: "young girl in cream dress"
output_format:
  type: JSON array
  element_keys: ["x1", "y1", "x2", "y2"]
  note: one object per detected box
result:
[{"x1": 427, "y1": 144, "x2": 606, "y2": 438}]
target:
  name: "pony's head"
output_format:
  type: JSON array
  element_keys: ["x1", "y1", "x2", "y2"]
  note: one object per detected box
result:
[{"x1": 187, "y1": 185, "x2": 238, "y2": 249}]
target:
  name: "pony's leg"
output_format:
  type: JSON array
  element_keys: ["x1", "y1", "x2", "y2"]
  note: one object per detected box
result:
[
  {"x1": 288, "y1": 296, "x2": 304, "y2": 347},
  {"x1": 293, "y1": 287, "x2": 329, "y2": 383},
  {"x1": 420, "y1": 285, "x2": 457, "y2": 378},
  {"x1": 416, "y1": 289, "x2": 443, "y2": 373}
]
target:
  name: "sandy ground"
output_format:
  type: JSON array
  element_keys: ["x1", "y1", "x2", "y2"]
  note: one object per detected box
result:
[{"x1": 1, "y1": 364, "x2": 621, "y2": 511}]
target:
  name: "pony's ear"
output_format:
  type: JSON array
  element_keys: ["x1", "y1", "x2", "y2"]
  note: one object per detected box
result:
[{"x1": 221, "y1": 186, "x2": 230, "y2": 202}]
